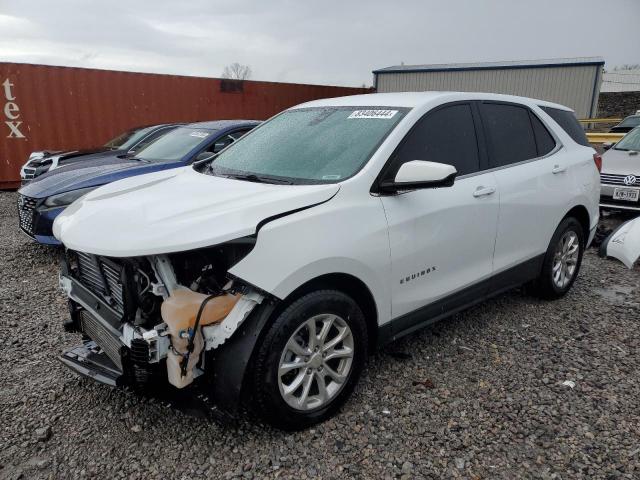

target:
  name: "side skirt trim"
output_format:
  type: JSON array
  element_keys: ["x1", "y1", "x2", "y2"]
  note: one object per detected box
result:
[{"x1": 378, "y1": 254, "x2": 545, "y2": 346}]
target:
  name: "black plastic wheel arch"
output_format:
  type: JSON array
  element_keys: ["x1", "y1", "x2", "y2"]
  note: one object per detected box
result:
[{"x1": 205, "y1": 298, "x2": 278, "y2": 417}]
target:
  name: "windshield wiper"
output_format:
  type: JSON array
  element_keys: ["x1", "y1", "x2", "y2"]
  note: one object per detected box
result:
[{"x1": 225, "y1": 173, "x2": 293, "y2": 185}]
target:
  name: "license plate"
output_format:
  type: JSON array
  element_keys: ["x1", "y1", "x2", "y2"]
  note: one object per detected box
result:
[{"x1": 613, "y1": 187, "x2": 640, "y2": 202}]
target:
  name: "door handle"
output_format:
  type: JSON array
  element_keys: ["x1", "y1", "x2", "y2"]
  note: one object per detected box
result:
[
  {"x1": 473, "y1": 186, "x2": 496, "y2": 198},
  {"x1": 552, "y1": 164, "x2": 567, "y2": 174}
]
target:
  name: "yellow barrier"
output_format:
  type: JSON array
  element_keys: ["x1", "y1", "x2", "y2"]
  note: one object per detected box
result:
[
  {"x1": 579, "y1": 118, "x2": 621, "y2": 124},
  {"x1": 586, "y1": 132, "x2": 625, "y2": 144}
]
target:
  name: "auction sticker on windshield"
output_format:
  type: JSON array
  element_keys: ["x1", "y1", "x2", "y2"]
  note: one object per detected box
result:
[
  {"x1": 189, "y1": 131, "x2": 210, "y2": 138},
  {"x1": 348, "y1": 110, "x2": 398, "y2": 119}
]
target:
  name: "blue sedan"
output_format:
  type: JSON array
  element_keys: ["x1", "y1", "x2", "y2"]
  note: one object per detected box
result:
[{"x1": 17, "y1": 120, "x2": 260, "y2": 245}]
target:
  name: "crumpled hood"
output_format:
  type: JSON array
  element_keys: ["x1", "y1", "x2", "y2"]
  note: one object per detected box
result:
[
  {"x1": 19, "y1": 154, "x2": 179, "y2": 199},
  {"x1": 54, "y1": 167, "x2": 340, "y2": 257}
]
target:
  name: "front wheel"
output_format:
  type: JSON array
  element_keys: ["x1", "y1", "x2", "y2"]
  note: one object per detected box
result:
[
  {"x1": 250, "y1": 290, "x2": 367, "y2": 430},
  {"x1": 532, "y1": 217, "x2": 585, "y2": 299}
]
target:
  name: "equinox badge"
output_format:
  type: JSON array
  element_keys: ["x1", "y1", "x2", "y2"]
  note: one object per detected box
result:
[{"x1": 400, "y1": 266, "x2": 437, "y2": 284}]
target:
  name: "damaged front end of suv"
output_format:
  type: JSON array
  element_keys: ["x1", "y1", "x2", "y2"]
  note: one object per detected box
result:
[
  {"x1": 58, "y1": 238, "x2": 268, "y2": 413},
  {"x1": 52, "y1": 153, "x2": 344, "y2": 424}
]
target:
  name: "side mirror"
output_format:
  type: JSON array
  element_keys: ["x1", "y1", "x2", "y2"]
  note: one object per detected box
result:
[
  {"x1": 602, "y1": 142, "x2": 614, "y2": 151},
  {"x1": 380, "y1": 160, "x2": 457, "y2": 193}
]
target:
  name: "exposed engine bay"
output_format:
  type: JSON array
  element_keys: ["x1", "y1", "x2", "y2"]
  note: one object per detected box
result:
[{"x1": 58, "y1": 238, "x2": 265, "y2": 391}]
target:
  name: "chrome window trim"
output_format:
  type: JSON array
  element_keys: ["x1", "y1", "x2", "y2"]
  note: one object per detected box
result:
[{"x1": 456, "y1": 142, "x2": 564, "y2": 180}]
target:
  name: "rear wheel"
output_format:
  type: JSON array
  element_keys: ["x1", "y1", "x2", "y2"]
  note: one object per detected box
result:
[
  {"x1": 251, "y1": 290, "x2": 367, "y2": 430},
  {"x1": 532, "y1": 217, "x2": 584, "y2": 299}
]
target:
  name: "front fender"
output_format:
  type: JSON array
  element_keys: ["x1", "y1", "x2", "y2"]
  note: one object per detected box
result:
[{"x1": 228, "y1": 191, "x2": 392, "y2": 326}]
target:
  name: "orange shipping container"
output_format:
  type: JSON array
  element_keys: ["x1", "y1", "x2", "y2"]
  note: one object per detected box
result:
[{"x1": 0, "y1": 62, "x2": 372, "y2": 189}]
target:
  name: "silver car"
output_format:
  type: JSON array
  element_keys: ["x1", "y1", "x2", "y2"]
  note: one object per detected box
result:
[{"x1": 600, "y1": 126, "x2": 640, "y2": 212}]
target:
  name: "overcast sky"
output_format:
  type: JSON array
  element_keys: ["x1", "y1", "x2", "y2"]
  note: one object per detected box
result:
[{"x1": 1, "y1": 0, "x2": 639, "y2": 87}]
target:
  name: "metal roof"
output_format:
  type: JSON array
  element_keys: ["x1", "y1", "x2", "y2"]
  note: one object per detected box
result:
[{"x1": 373, "y1": 57, "x2": 605, "y2": 74}]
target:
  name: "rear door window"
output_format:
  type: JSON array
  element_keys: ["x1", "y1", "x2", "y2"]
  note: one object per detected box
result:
[
  {"x1": 540, "y1": 106, "x2": 590, "y2": 147},
  {"x1": 480, "y1": 103, "x2": 537, "y2": 168},
  {"x1": 529, "y1": 113, "x2": 556, "y2": 156},
  {"x1": 393, "y1": 103, "x2": 480, "y2": 176}
]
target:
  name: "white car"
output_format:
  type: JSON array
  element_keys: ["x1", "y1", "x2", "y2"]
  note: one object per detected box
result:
[
  {"x1": 53, "y1": 92, "x2": 600, "y2": 429},
  {"x1": 599, "y1": 126, "x2": 640, "y2": 211}
]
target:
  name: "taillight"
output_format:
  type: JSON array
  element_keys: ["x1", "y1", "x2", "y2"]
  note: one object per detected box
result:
[{"x1": 593, "y1": 152, "x2": 602, "y2": 172}]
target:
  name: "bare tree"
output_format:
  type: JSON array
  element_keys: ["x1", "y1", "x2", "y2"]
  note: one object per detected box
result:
[
  {"x1": 221, "y1": 63, "x2": 252, "y2": 80},
  {"x1": 613, "y1": 64, "x2": 640, "y2": 71}
]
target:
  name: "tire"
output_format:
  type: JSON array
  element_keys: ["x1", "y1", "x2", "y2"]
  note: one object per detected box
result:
[
  {"x1": 532, "y1": 217, "x2": 585, "y2": 300},
  {"x1": 250, "y1": 290, "x2": 367, "y2": 430}
]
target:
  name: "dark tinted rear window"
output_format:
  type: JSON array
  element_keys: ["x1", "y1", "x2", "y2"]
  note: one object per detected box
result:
[
  {"x1": 530, "y1": 113, "x2": 556, "y2": 156},
  {"x1": 540, "y1": 106, "x2": 589, "y2": 147},
  {"x1": 481, "y1": 103, "x2": 537, "y2": 168}
]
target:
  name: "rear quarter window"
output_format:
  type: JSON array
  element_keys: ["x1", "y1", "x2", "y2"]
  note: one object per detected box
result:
[
  {"x1": 529, "y1": 112, "x2": 556, "y2": 156},
  {"x1": 540, "y1": 106, "x2": 590, "y2": 147}
]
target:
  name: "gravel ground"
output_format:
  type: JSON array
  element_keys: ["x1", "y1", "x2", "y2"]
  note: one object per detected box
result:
[{"x1": 1, "y1": 190, "x2": 639, "y2": 480}]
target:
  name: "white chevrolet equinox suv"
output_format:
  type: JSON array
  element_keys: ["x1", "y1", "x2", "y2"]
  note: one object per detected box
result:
[{"x1": 54, "y1": 92, "x2": 600, "y2": 429}]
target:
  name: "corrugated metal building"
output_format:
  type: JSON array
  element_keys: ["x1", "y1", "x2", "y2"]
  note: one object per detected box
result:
[
  {"x1": 0, "y1": 62, "x2": 372, "y2": 189},
  {"x1": 373, "y1": 57, "x2": 604, "y2": 119}
]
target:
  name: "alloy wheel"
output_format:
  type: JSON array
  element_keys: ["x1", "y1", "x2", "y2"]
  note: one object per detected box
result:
[
  {"x1": 278, "y1": 314, "x2": 354, "y2": 411},
  {"x1": 552, "y1": 230, "x2": 579, "y2": 289}
]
